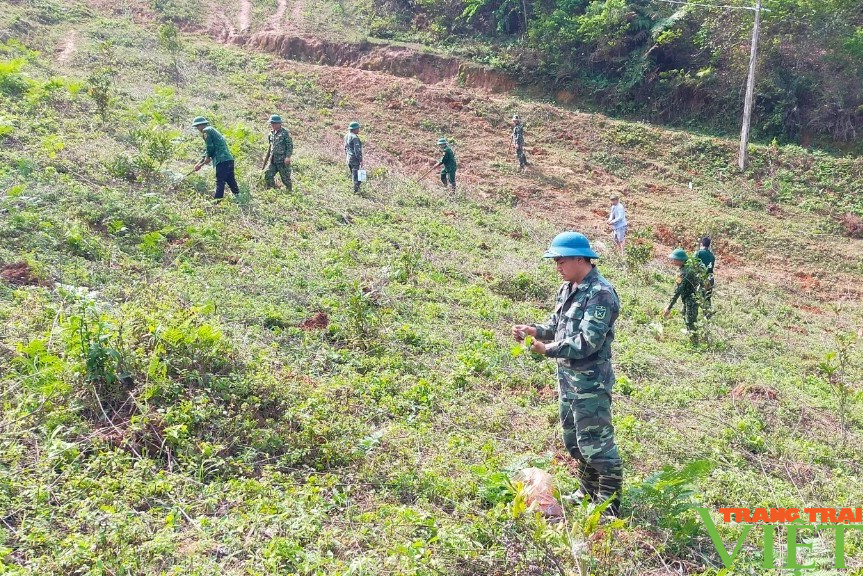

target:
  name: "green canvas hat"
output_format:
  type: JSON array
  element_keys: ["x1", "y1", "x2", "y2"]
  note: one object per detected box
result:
[
  {"x1": 436, "y1": 137, "x2": 448, "y2": 146},
  {"x1": 191, "y1": 116, "x2": 209, "y2": 127},
  {"x1": 668, "y1": 248, "x2": 688, "y2": 261},
  {"x1": 269, "y1": 114, "x2": 282, "y2": 123},
  {"x1": 349, "y1": 121, "x2": 360, "y2": 130}
]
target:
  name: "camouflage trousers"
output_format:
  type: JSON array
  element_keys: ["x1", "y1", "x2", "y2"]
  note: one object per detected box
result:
[
  {"x1": 683, "y1": 296, "x2": 699, "y2": 331},
  {"x1": 265, "y1": 157, "x2": 292, "y2": 191},
  {"x1": 558, "y1": 373, "x2": 622, "y2": 513},
  {"x1": 348, "y1": 162, "x2": 361, "y2": 193},
  {"x1": 515, "y1": 145, "x2": 527, "y2": 169}
]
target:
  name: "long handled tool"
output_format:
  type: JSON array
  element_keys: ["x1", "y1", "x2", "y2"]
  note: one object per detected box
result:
[
  {"x1": 165, "y1": 167, "x2": 197, "y2": 191},
  {"x1": 415, "y1": 164, "x2": 438, "y2": 183}
]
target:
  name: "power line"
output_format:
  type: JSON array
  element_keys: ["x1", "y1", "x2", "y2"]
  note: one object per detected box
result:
[{"x1": 653, "y1": 0, "x2": 771, "y2": 12}]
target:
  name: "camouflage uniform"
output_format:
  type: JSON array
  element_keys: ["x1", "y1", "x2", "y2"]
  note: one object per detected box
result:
[
  {"x1": 344, "y1": 131, "x2": 363, "y2": 193},
  {"x1": 668, "y1": 262, "x2": 702, "y2": 331},
  {"x1": 532, "y1": 267, "x2": 623, "y2": 512},
  {"x1": 265, "y1": 127, "x2": 294, "y2": 191},
  {"x1": 695, "y1": 247, "x2": 715, "y2": 316},
  {"x1": 512, "y1": 122, "x2": 527, "y2": 170}
]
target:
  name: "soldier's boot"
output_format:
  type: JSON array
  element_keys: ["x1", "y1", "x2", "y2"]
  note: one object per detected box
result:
[
  {"x1": 596, "y1": 467, "x2": 623, "y2": 517},
  {"x1": 354, "y1": 182, "x2": 361, "y2": 194},
  {"x1": 577, "y1": 464, "x2": 601, "y2": 501},
  {"x1": 286, "y1": 179, "x2": 293, "y2": 193}
]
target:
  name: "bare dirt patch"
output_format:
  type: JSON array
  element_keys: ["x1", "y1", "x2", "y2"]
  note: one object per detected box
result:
[
  {"x1": 299, "y1": 311, "x2": 329, "y2": 330},
  {"x1": 731, "y1": 383, "x2": 778, "y2": 401},
  {"x1": 839, "y1": 212, "x2": 863, "y2": 238},
  {"x1": 57, "y1": 30, "x2": 77, "y2": 62},
  {"x1": 247, "y1": 34, "x2": 514, "y2": 91},
  {"x1": 1, "y1": 262, "x2": 47, "y2": 287}
]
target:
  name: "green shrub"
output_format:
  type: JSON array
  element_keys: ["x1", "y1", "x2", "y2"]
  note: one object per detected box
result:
[{"x1": 627, "y1": 460, "x2": 714, "y2": 549}]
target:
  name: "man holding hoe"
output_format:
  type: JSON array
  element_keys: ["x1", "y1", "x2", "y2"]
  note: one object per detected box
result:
[{"x1": 191, "y1": 116, "x2": 239, "y2": 200}]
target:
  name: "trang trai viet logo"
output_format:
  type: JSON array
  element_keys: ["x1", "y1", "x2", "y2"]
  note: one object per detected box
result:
[{"x1": 697, "y1": 507, "x2": 863, "y2": 570}]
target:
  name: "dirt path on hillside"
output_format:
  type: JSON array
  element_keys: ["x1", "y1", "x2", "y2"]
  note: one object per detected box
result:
[
  {"x1": 260, "y1": 0, "x2": 303, "y2": 34},
  {"x1": 238, "y1": 0, "x2": 252, "y2": 33},
  {"x1": 57, "y1": 30, "x2": 77, "y2": 62},
  {"x1": 289, "y1": 0, "x2": 303, "y2": 26},
  {"x1": 272, "y1": 0, "x2": 288, "y2": 30}
]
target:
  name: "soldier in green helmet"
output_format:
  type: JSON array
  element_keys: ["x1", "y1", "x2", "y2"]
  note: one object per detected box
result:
[
  {"x1": 263, "y1": 114, "x2": 294, "y2": 192},
  {"x1": 663, "y1": 248, "x2": 703, "y2": 336},
  {"x1": 434, "y1": 137, "x2": 457, "y2": 191},
  {"x1": 512, "y1": 232, "x2": 623, "y2": 517},
  {"x1": 511, "y1": 114, "x2": 528, "y2": 172},
  {"x1": 191, "y1": 116, "x2": 239, "y2": 200},
  {"x1": 344, "y1": 121, "x2": 363, "y2": 194}
]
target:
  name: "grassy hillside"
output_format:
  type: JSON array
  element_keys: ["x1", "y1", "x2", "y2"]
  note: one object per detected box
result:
[
  {"x1": 353, "y1": 0, "x2": 863, "y2": 149},
  {"x1": 2, "y1": 1, "x2": 863, "y2": 575}
]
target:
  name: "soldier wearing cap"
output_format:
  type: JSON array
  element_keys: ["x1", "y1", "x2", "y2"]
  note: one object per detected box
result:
[
  {"x1": 512, "y1": 232, "x2": 623, "y2": 516},
  {"x1": 606, "y1": 195, "x2": 627, "y2": 254},
  {"x1": 264, "y1": 114, "x2": 293, "y2": 192},
  {"x1": 191, "y1": 116, "x2": 239, "y2": 199},
  {"x1": 434, "y1": 137, "x2": 457, "y2": 191},
  {"x1": 663, "y1": 248, "x2": 702, "y2": 335},
  {"x1": 511, "y1": 114, "x2": 528, "y2": 172},
  {"x1": 345, "y1": 121, "x2": 363, "y2": 194}
]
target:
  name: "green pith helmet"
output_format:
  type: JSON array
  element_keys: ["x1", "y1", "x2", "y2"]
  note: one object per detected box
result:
[
  {"x1": 349, "y1": 121, "x2": 361, "y2": 130},
  {"x1": 436, "y1": 137, "x2": 448, "y2": 146},
  {"x1": 543, "y1": 232, "x2": 599, "y2": 259},
  {"x1": 512, "y1": 114, "x2": 520, "y2": 121},
  {"x1": 668, "y1": 248, "x2": 688, "y2": 261},
  {"x1": 269, "y1": 114, "x2": 282, "y2": 123},
  {"x1": 191, "y1": 116, "x2": 209, "y2": 127}
]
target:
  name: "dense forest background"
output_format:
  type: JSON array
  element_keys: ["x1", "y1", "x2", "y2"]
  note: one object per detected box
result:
[{"x1": 358, "y1": 0, "x2": 863, "y2": 146}]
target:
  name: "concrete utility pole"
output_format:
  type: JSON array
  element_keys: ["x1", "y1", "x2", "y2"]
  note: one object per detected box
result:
[{"x1": 738, "y1": 0, "x2": 762, "y2": 170}]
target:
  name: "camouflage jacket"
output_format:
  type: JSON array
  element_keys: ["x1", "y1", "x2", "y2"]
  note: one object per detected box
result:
[
  {"x1": 344, "y1": 132, "x2": 363, "y2": 165},
  {"x1": 512, "y1": 123, "x2": 524, "y2": 146},
  {"x1": 269, "y1": 127, "x2": 293, "y2": 159},
  {"x1": 533, "y1": 267, "x2": 620, "y2": 396},
  {"x1": 668, "y1": 262, "x2": 702, "y2": 309},
  {"x1": 201, "y1": 126, "x2": 233, "y2": 166}
]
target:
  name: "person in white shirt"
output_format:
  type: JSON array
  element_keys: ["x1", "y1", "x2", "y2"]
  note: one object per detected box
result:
[{"x1": 606, "y1": 195, "x2": 627, "y2": 254}]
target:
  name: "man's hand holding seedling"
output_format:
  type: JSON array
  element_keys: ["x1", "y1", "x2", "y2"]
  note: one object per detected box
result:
[{"x1": 511, "y1": 325, "x2": 545, "y2": 355}]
